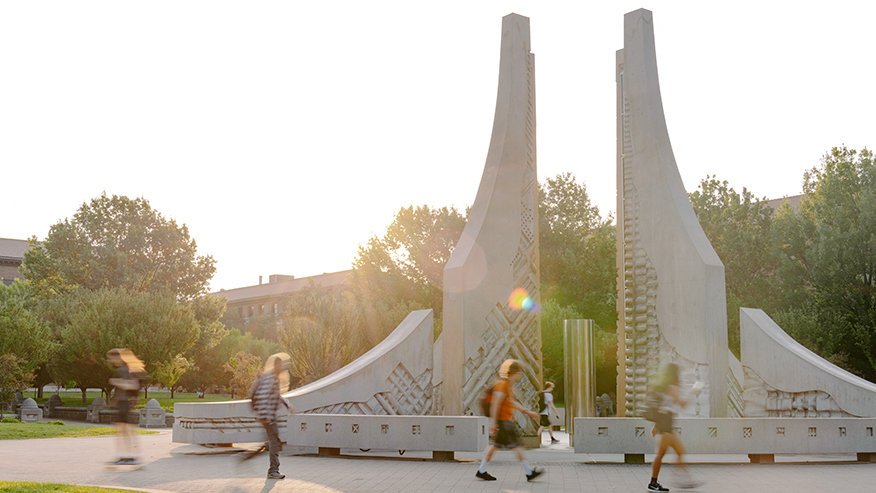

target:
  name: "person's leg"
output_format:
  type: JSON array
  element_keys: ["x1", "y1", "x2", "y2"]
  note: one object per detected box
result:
[
  {"x1": 478, "y1": 445, "x2": 495, "y2": 472},
  {"x1": 666, "y1": 432, "x2": 687, "y2": 471},
  {"x1": 265, "y1": 420, "x2": 281, "y2": 475},
  {"x1": 651, "y1": 432, "x2": 671, "y2": 482},
  {"x1": 114, "y1": 422, "x2": 129, "y2": 461}
]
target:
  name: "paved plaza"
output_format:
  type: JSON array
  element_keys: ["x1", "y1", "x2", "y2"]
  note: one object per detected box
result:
[{"x1": 2, "y1": 427, "x2": 876, "y2": 493}]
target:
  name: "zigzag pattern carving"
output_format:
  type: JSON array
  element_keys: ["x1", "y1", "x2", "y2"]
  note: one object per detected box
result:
[{"x1": 303, "y1": 364, "x2": 433, "y2": 416}]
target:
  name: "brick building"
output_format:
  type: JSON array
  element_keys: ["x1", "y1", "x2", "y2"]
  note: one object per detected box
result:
[
  {"x1": 0, "y1": 238, "x2": 28, "y2": 286},
  {"x1": 212, "y1": 270, "x2": 352, "y2": 320}
]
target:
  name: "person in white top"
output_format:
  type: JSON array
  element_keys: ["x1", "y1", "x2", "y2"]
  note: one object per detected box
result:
[{"x1": 536, "y1": 381, "x2": 561, "y2": 444}]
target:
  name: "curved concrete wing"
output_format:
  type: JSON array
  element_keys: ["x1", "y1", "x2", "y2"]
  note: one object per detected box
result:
[
  {"x1": 441, "y1": 13, "x2": 542, "y2": 430},
  {"x1": 616, "y1": 9, "x2": 728, "y2": 417},
  {"x1": 174, "y1": 309, "x2": 435, "y2": 444},
  {"x1": 741, "y1": 308, "x2": 876, "y2": 417}
]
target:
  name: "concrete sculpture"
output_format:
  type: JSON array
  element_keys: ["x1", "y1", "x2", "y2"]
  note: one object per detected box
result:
[
  {"x1": 615, "y1": 8, "x2": 729, "y2": 417},
  {"x1": 441, "y1": 13, "x2": 543, "y2": 434},
  {"x1": 174, "y1": 310, "x2": 435, "y2": 444},
  {"x1": 614, "y1": 8, "x2": 876, "y2": 422},
  {"x1": 741, "y1": 308, "x2": 876, "y2": 418},
  {"x1": 174, "y1": 13, "x2": 542, "y2": 445}
]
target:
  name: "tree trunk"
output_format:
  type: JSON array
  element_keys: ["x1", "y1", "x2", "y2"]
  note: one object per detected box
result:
[
  {"x1": 37, "y1": 385, "x2": 43, "y2": 399},
  {"x1": 80, "y1": 386, "x2": 87, "y2": 404}
]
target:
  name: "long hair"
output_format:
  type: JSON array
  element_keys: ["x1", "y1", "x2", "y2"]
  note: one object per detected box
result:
[
  {"x1": 263, "y1": 352, "x2": 292, "y2": 393},
  {"x1": 654, "y1": 363, "x2": 679, "y2": 393},
  {"x1": 107, "y1": 348, "x2": 145, "y2": 373}
]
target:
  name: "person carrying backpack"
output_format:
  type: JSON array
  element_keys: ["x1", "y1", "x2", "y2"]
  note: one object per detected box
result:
[
  {"x1": 646, "y1": 363, "x2": 704, "y2": 492},
  {"x1": 475, "y1": 359, "x2": 543, "y2": 482},
  {"x1": 536, "y1": 381, "x2": 561, "y2": 445}
]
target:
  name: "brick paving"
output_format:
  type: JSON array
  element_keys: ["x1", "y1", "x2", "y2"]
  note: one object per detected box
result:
[{"x1": 2, "y1": 429, "x2": 876, "y2": 492}]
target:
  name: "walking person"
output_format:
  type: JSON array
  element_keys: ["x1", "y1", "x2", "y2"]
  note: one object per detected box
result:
[
  {"x1": 246, "y1": 353, "x2": 294, "y2": 480},
  {"x1": 536, "y1": 381, "x2": 561, "y2": 444},
  {"x1": 646, "y1": 363, "x2": 704, "y2": 492},
  {"x1": 107, "y1": 348, "x2": 146, "y2": 465},
  {"x1": 475, "y1": 359, "x2": 543, "y2": 482}
]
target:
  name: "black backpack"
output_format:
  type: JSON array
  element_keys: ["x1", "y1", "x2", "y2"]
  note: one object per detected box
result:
[{"x1": 537, "y1": 391, "x2": 547, "y2": 413}]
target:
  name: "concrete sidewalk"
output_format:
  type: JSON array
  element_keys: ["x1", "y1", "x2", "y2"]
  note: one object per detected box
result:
[{"x1": 1, "y1": 429, "x2": 876, "y2": 492}]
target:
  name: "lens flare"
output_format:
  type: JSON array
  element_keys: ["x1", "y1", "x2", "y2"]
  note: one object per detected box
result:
[{"x1": 508, "y1": 287, "x2": 540, "y2": 313}]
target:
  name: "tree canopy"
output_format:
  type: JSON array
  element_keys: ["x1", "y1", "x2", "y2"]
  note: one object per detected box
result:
[
  {"x1": 0, "y1": 282, "x2": 55, "y2": 374},
  {"x1": 39, "y1": 287, "x2": 200, "y2": 398},
  {"x1": 689, "y1": 176, "x2": 778, "y2": 355},
  {"x1": 772, "y1": 146, "x2": 876, "y2": 379},
  {"x1": 21, "y1": 193, "x2": 215, "y2": 301}
]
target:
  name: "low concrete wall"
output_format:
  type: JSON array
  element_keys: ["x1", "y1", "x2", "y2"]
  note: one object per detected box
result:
[
  {"x1": 574, "y1": 417, "x2": 876, "y2": 461},
  {"x1": 288, "y1": 414, "x2": 488, "y2": 459}
]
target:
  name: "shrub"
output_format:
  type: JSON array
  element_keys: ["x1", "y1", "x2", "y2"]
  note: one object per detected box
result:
[{"x1": 1, "y1": 416, "x2": 20, "y2": 423}]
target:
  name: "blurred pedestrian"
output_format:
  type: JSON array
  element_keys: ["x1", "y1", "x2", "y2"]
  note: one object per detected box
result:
[
  {"x1": 475, "y1": 359, "x2": 543, "y2": 482},
  {"x1": 536, "y1": 381, "x2": 561, "y2": 444},
  {"x1": 107, "y1": 348, "x2": 146, "y2": 465},
  {"x1": 244, "y1": 353, "x2": 293, "y2": 480},
  {"x1": 646, "y1": 363, "x2": 704, "y2": 492}
]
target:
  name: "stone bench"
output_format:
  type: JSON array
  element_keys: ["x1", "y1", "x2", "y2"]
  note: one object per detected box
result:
[
  {"x1": 574, "y1": 417, "x2": 876, "y2": 463},
  {"x1": 287, "y1": 414, "x2": 488, "y2": 461}
]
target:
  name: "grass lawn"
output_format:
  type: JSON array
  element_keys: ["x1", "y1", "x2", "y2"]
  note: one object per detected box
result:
[
  {"x1": 30, "y1": 391, "x2": 235, "y2": 413},
  {"x1": 0, "y1": 422, "x2": 158, "y2": 440},
  {"x1": 0, "y1": 482, "x2": 147, "y2": 493}
]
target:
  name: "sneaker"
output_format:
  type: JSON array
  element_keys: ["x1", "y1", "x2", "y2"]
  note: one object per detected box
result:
[
  {"x1": 550, "y1": 437, "x2": 560, "y2": 444},
  {"x1": 526, "y1": 468, "x2": 543, "y2": 482},
  {"x1": 647, "y1": 481, "x2": 669, "y2": 492},
  {"x1": 475, "y1": 471, "x2": 496, "y2": 481},
  {"x1": 267, "y1": 472, "x2": 285, "y2": 480}
]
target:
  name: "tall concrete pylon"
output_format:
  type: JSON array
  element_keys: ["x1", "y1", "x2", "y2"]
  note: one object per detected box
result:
[
  {"x1": 441, "y1": 13, "x2": 542, "y2": 430},
  {"x1": 616, "y1": 9, "x2": 729, "y2": 417}
]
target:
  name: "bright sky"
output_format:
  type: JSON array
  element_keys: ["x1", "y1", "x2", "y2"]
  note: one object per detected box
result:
[{"x1": 2, "y1": 2, "x2": 873, "y2": 292}]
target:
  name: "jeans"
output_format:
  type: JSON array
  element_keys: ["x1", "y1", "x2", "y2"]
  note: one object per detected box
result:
[{"x1": 263, "y1": 419, "x2": 282, "y2": 474}]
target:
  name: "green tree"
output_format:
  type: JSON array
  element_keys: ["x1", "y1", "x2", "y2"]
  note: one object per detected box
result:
[
  {"x1": 21, "y1": 193, "x2": 215, "y2": 301},
  {"x1": 540, "y1": 299, "x2": 614, "y2": 404},
  {"x1": 223, "y1": 351, "x2": 262, "y2": 399},
  {"x1": 0, "y1": 282, "x2": 55, "y2": 374},
  {"x1": 278, "y1": 284, "x2": 363, "y2": 385},
  {"x1": 772, "y1": 146, "x2": 876, "y2": 379},
  {"x1": 153, "y1": 355, "x2": 193, "y2": 401},
  {"x1": 350, "y1": 205, "x2": 465, "y2": 337},
  {"x1": 538, "y1": 172, "x2": 617, "y2": 330},
  {"x1": 0, "y1": 354, "x2": 35, "y2": 407},
  {"x1": 40, "y1": 287, "x2": 199, "y2": 401},
  {"x1": 689, "y1": 176, "x2": 778, "y2": 356},
  {"x1": 178, "y1": 328, "x2": 281, "y2": 393}
]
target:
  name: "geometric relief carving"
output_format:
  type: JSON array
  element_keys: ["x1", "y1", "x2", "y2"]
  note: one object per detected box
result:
[
  {"x1": 461, "y1": 298, "x2": 540, "y2": 432},
  {"x1": 743, "y1": 365, "x2": 855, "y2": 418},
  {"x1": 302, "y1": 365, "x2": 434, "y2": 416}
]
